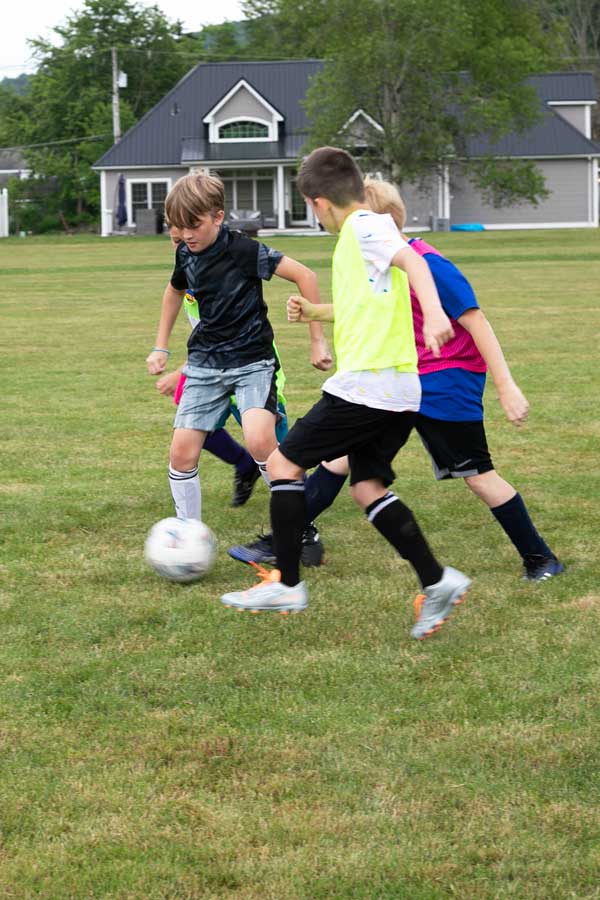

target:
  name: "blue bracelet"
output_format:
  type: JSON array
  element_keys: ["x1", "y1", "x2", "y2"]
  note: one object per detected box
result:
[{"x1": 152, "y1": 347, "x2": 170, "y2": 355}]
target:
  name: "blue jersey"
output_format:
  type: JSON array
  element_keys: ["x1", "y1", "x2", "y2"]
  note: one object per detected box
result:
[{"x1": 411, "y1": 243, "x2": 486, "y2": 421}]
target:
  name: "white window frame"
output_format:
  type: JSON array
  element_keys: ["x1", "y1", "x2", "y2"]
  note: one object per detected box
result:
[
  {"x1": 203, "y1": 78, "x2": 283, "y2": 144},
  {"x1": 219, "y1": 169, "x2": 276, "y2": 214},
  {"x1": 126, "y1": 177, "x2": 172, "y2": 225},
  {"x1": 216, "y1": 117, "x2": 273, "y2": 143}
]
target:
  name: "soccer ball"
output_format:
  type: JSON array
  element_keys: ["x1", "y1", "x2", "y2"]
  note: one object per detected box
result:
[{"x1": 144, "y1": 517, "x2": 217, "y2": 582}]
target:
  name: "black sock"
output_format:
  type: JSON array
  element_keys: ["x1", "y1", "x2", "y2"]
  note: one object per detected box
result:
[
  {"x1": 491, "y1": 492, "x2": 553, "y2": 562},
  {"x1": 270, "y1": 479, "x2": 306, "y2": 586},
  {"x1": 366, "y1": 493, "x2": 443, "y2": 588},
  {"x1": 304, "y1": 464, "x2": 347, "y2": 523}
]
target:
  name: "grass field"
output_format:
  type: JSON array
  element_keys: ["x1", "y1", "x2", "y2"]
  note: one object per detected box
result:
[{"x1": 1, "y1": 228, "x2": 599, "y2": 899}]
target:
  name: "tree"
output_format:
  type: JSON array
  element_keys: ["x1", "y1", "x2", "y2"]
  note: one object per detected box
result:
[
  {"x1": 1, "y1": 0, "x2": 195, "y2": 229},
  {"x1": 243, "y1": 0, "x2": 562, "y2": 206}
]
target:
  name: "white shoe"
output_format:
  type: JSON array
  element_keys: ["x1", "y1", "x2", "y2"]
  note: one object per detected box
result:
[
  {"x1": 221, "y1": 566, "x2": 308, "y2": 614},
  {"x1": 411, "y1": 567, "x2": 471, "y2": 639}
]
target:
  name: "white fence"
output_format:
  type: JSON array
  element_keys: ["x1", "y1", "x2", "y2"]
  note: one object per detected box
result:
[{"x1": 0, "y1": 189, "x2": 8, "y2": 238}]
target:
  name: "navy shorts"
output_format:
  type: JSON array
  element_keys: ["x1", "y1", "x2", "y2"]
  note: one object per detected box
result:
[
  {"x1": 416, "y1": 414, "x2": 494, "y2": 480},
  {"x1": 279, "y1": 391, "x2": 417, "y2": 487}
]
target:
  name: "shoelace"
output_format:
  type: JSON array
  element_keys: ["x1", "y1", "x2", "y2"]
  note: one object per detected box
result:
[{"x1": 247, "y1": 561, "x2": 281, "y2": 591}]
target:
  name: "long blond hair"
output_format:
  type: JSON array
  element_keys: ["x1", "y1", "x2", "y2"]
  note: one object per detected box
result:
[{"x1": 363, "y1": 177, "x2": 406, "y2": 231}]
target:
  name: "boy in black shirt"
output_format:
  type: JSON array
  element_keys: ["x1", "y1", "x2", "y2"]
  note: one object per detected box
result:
[{"x1": 146, "y1": 172, "x2": 331, "y2": 521}]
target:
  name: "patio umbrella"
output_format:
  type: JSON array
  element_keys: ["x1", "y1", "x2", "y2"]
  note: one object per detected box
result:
[{"x1": 116, "y1": 174, "x2": 127, "y2": 227}]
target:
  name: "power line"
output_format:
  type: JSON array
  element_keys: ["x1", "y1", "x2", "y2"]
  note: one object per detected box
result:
[{"x1": 0, "y1": 134, "x2": 111, "y2": 152}]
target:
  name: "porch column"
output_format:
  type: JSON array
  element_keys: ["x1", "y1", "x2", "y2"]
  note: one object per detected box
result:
[
  {"x1": 100, "y1": 170, "x2": 112, "y2": 237},
  {"x1": 276, "y1": 165, "x2": 285, "y2": 230}
]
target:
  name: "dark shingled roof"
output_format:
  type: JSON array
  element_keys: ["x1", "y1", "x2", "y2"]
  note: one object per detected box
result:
[
  {"x1": 94, "y1": 60, "x2": 322, "y2": 169},
  {"x1": 94, "y1": 65, "x2": 599, "y2": 169}
]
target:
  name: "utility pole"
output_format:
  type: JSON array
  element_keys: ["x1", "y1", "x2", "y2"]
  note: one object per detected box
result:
[{"x1": 111, "y1": 47, "x2": 121, "y2": 143}]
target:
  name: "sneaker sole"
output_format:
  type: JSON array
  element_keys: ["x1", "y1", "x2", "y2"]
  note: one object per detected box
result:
[
  {"x1": 220, "y1": 600, "x2": 307, "y2": 615},
  {"x1": 412, "y1": 585, "x2": 470, "y2": 640}
]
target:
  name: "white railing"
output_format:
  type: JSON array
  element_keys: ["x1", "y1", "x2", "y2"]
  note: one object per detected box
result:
[{"x1": 0, "y1": 189, "x2": 8, "y2": 238}]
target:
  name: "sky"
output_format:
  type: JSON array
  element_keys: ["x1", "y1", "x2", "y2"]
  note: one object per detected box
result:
[{"x1": 0, "y1": 0, "x2": 245, "y2": 75}]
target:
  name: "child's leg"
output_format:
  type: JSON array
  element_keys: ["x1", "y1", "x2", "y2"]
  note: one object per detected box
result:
[
  {"x1": 240, "y1": 407, "x2": 278, "y2": 485},
  {"x1": 268, "y1": 448, "x2": 307, "y2": 587},
  {"x1": 304, "y1": 457, "x2": 349, "y2": 523},
  {"x1": 203, "y1": 428, "x2": 254, "y2": 473},
  {"x1": 169, "y1": 428, "x2": 206, "y2": 519},
  {"x1": 350, "y1": 479, "x2": 443, "y2": 589},
  {"x1": 465, "y1": 471, "x2": 556, "y2": 565}
]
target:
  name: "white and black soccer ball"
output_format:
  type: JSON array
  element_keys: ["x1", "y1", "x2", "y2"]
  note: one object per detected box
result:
[{"x1": 144, "y1": 517, "x2": 217, "y2": 582}]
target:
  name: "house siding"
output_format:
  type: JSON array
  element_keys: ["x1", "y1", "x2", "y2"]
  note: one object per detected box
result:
[
  {"x1": 213, "y1": 87, "x2": 275, "y2": 126},
  {"x1": 103, "y1": 167, "x2": 186, "y2": 233},
  {"x1": 551, "y1": 105, "x2": 588, "y2": 136},
  {"x1": 449, "y1": 159, "x2": 594, "y2": 227}
]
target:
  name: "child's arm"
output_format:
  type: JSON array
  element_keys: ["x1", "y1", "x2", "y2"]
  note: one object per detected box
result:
[
  {"x1": 288, "y1": 296, "x2": 334, "y2": 322},
  {"x1": 391, "y1": 247, "x2": 454, "y2": 357},
  {"x1": 274, "y1": 257, "x2": 333, "y2": 371},
  {"x1": 146, "y1": 283, "x2": 186, "y2": 375},
  {"x1": 156, "y1": 366, "x2": 184, "y2": 396},
  {"x1": 458, "y1": 308, "x2": 529, "y2": 426}
]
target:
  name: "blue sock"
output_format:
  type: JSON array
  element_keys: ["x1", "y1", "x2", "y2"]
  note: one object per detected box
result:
[
  {"x1": 203, "y1": 429, "x2": 255, "y2": 476},
  {"x1": 304, "y1": 464, "x2": 347, "y2": 524},
  {"x1": 491, "y1": 493, "x2": 553, "y2": 562}
]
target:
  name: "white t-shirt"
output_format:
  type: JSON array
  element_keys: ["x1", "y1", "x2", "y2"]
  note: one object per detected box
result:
[{"x1": 323, "y1": 210, "x2": 421, "y2": 413}]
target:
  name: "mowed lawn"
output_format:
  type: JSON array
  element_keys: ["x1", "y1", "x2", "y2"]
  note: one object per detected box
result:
[{"x1": 1, "y1": 228, "x2": 599, "y2": 899}]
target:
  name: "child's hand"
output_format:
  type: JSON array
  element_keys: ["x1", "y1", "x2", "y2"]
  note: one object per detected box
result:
[
  {"x1": 498, "y1": 381, "x2": 529, "y2": 427},
  {"x1": 422, "y1": 312, "x2": 454, "y2": 358},
  {"x1": 287, "y1": 295, "x2": 315, "y2": 323},
  {"x1": 311, "y1": 336, "x2": 333, "y2": 371},
  {"x1": 147, "y1": 349, "x2": 169, "y2": 375},
  {"x1": 155, "y1": 371, "x2": 180, "y2": 397}
]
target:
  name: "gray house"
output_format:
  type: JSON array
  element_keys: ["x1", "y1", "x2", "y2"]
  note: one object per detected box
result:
[{"x1": 93, "y1": 61, "x2": 599, "y2": 235}]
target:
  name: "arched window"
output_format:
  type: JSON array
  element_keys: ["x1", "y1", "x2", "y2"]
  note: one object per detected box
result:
[{"x1": 218, "y1": 120, "x2": 269, "y2": 140}]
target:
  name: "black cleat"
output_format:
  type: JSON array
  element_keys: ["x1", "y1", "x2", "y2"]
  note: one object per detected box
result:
[
  {"x1": 227, "y1": 522, "x2": 324, "y2": 567},
  {"x1": 231, "y1": 464, "x2": 261, "y2": 507}
]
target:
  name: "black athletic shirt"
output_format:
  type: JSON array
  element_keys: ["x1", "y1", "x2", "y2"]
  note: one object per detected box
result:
[{"x1": 170, "y1": 225, "x2": 283, "y2": 369}]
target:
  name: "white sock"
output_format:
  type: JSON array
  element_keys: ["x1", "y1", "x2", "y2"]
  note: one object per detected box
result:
[
  {"x1": 168, "y1": 465, "x2": 201, "y2": 519},
  {"x1": 254, "y1": 459, "x2": 270, "y2": 488}
]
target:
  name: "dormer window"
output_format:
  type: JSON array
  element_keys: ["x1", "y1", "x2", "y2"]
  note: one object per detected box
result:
[
  {"x1": 218, "y1": 119, "x2": 270, "y2": 141},
  {"x1": 203, "y1": 78, "x2": 284, "y2": 144}
]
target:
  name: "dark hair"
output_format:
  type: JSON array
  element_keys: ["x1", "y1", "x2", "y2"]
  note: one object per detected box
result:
[{"x1": 296, "y1": 146, "x2": 365, "y2": 206}]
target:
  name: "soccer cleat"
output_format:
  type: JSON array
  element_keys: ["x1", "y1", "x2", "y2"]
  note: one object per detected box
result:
[
  {"x1": 231, "y1": 464, "x2": 261, "y2": 507},
  {"x1": 411, "y1": 566, "x2": 471, "y2": 640},
  {"x1": 227, "y1": 523, "x2": 324, "y2": 568},
  {"x1": 220, "y1": 563, "x2": 308, "y2": 614},
  {"x1": 522, "y1": 554, "x2": 565, "y2": 582},
  {"x1": 300, "y1": 523, "x2": 324, "y2": 567},
  {"x1": 228, "y1": 532, "x2": 276, "y2": 565}
]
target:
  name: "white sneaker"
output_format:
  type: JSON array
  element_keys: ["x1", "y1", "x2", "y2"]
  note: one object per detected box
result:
[
  {"x1": 220, "y1": 565, "x2": 308, "y2": 614},
  {"x1": 411, "y1": 566, "x2": 471, "y2": 640}
]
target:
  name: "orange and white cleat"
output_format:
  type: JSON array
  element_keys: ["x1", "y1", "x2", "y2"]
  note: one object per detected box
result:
[
  {"x1": 411, "y1": 567, "x2": 471, "y2": 640},
  {"x1": 220, "y1": 562, "x2": 308, "y2": 614}
]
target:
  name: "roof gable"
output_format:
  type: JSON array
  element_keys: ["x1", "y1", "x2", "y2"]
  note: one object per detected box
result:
[
  {"x1": 203, "y1": 78, "x2": 284, "y2": 125},
  {"x1": 94, "y1": 60, "x2": 322, "y2": 169}
]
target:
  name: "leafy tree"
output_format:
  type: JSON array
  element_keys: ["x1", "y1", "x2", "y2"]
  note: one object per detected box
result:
[
  {"x1": 243, "y1": 0, "x2": 562, "y2": 206},
  {"x1": 0, "y1": 0, "x2": 194, "y2": 230}
]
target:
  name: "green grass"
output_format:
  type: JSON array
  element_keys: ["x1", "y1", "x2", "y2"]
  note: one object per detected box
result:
[{"x1": 1, "y1": 228, "x2": 599, "y2": 899}]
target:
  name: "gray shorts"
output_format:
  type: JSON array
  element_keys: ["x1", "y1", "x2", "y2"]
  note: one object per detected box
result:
[{"x1": 174, "y1": 358, "x2": 278, "y2": 432}]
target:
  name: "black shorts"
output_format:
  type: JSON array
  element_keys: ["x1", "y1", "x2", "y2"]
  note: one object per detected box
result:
[
  {"x1": 280, "y1": 392, "x2": 417, "y2": 487},
  {"x1": 415, "y1": 414, "x2": 494, "y2": 480}
]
